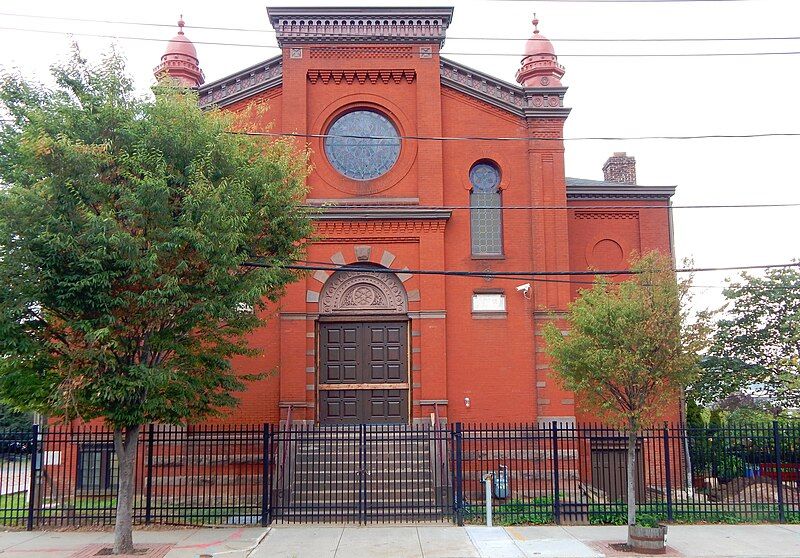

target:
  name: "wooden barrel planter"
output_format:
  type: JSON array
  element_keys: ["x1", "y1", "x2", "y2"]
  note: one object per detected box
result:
[{"x1": 628, "y1": 524, "x2": 668, "y2": 554}]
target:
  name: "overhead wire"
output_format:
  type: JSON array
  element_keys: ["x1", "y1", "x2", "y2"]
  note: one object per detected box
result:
[
  {"x1": 229, "y1": 130, "x2": 800, "y2": 142},
  {"x1": 1, "y1": 11, "x2": 796, "y2": 43},
  {"x1": 2, "y1": 25, "x2": 800, "y2": 58},
  {"x1": 306, "y1": 202, "x2": 800, "y2": 211},
  {"x1": 291, "y1": 259, "x2": 800, "y2": 290},
  {"x1": 245, "y1": 260, "x2": 800, "y2": 278}
]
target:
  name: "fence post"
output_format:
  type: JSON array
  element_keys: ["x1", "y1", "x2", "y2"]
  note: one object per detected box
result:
[
  {"x1": 26, "y1": 424, "x2": 39, "y2": 531},
  {"x1": 144, "y1": 424, "x2": 154, "y2": 525},
  {"x1": 772, "y1": 421, "x2": 785, "y2": 523},
  {"x1": 663, "y1": 423, "x2": 673, "y2": 522},
  {"x1": 261, "y1": 423, "x2": 272, "y2": 527},
  {"x1": 452, "y1": 422, "x2": 464, "y2": 526},
  {"x1": 551, "y1": 421, "x2": 561, "y2": 525}
]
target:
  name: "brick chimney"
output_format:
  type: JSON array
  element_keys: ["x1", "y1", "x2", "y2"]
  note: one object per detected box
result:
[{"x1": 602, "y1": 152, "x2": 636, "y2": 185}]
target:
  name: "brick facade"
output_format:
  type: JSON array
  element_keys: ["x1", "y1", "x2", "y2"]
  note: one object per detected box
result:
[{"x1": 174, "y1": 7, "x2": 679, "y2": 426}]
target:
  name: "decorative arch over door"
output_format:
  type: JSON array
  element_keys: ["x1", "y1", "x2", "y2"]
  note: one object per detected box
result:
[
  {"x1": 319, "y1": 264, "x2": 408, "y2": 316},
  {"x1": 317, "y1": 264, "x2": 410, "y2": 424}
]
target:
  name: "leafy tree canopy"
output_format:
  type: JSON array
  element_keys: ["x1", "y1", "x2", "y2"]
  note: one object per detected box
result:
[
  {"x1": 692, "y1": 265, "x2": 800, "y2": 414},
  {"x1": 0, "y1": 47, "x2": 313, "y2": 428},
  {"x1": 544, "y1": 251, "x2": 705, "y2": 430}
]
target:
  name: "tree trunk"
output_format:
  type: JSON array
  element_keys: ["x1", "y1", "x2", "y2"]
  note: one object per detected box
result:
[
  {"x1": 113, "y1": 425, "x2": 141, "y2": 555},
  {"x1": 626, "y1": 419, "x2": 638, "y2": 545}
]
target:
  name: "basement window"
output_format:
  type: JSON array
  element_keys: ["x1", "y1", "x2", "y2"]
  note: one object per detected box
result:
[
  {"x1": 472, "y1": 293, "x2": 506, "y2": 313},
  {"x1": 76, "y1": 444, "x2": 117, "y2": 491}
]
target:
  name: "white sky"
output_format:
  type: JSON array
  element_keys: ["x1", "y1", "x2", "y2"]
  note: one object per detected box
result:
[{"x1": 1, "y1": 0, "x2": 799, "y2": 312}]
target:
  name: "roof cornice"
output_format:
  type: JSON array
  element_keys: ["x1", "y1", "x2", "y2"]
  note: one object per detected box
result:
[
  {"x1": 198, "y1": 56, "x2": 283, "y2": 109},
  {"x1": 311, "y1": 207, "x2": 452, "y2": 221},
  {"x1": 440, "y1": 57, "x2": 570, "y2": 119},
  {"x1": 566, "y1": 179, "x2": 676, "y2": 200},
  {"x1": 267, "y1": 7, "x2": 454, "y2": 47}
]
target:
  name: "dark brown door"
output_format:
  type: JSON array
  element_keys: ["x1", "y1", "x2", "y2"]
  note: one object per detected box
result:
[{"x1": 319, "y1": 322, "x2": 409, "y2": 424}]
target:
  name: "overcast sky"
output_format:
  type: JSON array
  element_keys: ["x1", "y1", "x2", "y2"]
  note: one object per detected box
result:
[{"x1": 1, "y1": 0, "x2": 798, "y2": 312}]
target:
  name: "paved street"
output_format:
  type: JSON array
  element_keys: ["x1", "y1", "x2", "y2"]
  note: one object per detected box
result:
[{"x1": 0, "y1": 523, "x2": 798, "y2": 557}]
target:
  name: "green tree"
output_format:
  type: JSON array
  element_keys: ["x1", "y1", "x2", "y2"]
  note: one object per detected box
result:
[
  {"x1": 544, "y1": 251, "x2": 704, "y2": 542},
  {"x1": 0, "y1": 49, "x2": 311, "y2": 553},
  {"x1": 693, "y1": 266, "x2": 800, "y2": 415}
]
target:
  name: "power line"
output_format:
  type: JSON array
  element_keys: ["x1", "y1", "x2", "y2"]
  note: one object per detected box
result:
[
  {"x1": 231, "y1": 130, "x2": 800, "y2": 143},
  {"x1": 3, "y1": 26, "x2": 800, "y2": 58},
  {"x1": 244, "y1": 260, "x2": 800, "y2": 279},
  {"x1": 292, "y1": 259, "x2": 800, "y2": 290},
  {"x1": 6, "y1": 118, "x2": 799, "y2": 144},
  {"x1": 488, "y1": 0, "x2": 754, "y2": 2},
  {"x1": 2, "y1": 11, "x2": 797, "y2": 43},
  {"x1": 307, "y1": 202, "x2": 800, "y2": 211}
]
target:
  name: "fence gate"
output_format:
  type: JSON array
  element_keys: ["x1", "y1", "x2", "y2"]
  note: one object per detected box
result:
[{"x1": 270, "y1": 423, "x2": 452, "y2": 523}]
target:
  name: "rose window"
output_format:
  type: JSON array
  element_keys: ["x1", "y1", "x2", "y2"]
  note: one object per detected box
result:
[{"x1": 324, "y1": 110, "x2": 401, "y2": 180}]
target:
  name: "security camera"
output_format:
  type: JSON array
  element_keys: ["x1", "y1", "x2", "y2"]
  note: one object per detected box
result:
[{"x1": 516, "y1": 283, "x2": 531, "y2": 293}]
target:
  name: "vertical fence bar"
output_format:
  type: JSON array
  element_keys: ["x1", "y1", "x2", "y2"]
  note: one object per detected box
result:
[
  {"x1": 772, "y1": 421, "x2": 785, "y2": 523},
  {"x1": 261, "y1": 423, "x2": 271, "y2": 526},
  {"x1": 25, "y1": 424, "x2": 39, "y2": 531},
  {"x1": 359, "y1": 423, "x2": 366, "y2": 525},
  {"x1": 144, "y1": 424, "x2": 154, "y2": 525},
  {"x1": 453, "y1": 423, "x2": 464, "y2": 526},
  {"x1": 550, "y1": 421, "x2": 561, "y2": 525},
  {"x1": 663, "y1": 423, "x2": 673, "y2": 521}
]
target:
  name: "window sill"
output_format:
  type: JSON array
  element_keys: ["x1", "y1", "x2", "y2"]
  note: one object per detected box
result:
[
  {"x1": 471, "y1": 311, "x2": 508, "y2": 320},
  {"x1": 471, "y1": 254, "x2": 505, "y2": 260}
]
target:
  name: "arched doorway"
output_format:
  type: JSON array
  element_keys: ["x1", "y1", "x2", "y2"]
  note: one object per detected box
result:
[{"x1": 318, "y1": 264, "x2": 409, "y2": 425}]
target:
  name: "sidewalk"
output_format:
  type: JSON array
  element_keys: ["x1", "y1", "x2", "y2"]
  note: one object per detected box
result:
[
  {"x1": 253, "y1": 524, "x2": 800, "y2": 558},
  {"x1": 0, "y1": 527, "x2": 266, "y2": 558},
  {"x1": 0, "y1": 524, "x2": 798, "y2": 557}
]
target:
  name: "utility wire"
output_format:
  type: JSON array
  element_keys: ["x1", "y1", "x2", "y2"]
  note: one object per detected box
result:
[
  {"x1": 293, "y1": 259, "x2": 800, "y2": 290},
  {"x1": 244, "y1": 260, "x2": 800, "y2": 278},
  {"x1": 307, "y1": 202, "x2": 800, "y2": 211},
  {"x1": 230, "y1": 130, "x2": 800, "y2": 143},
  {"x1": 491, "y1": 0, "x2": 752, "y2": 2},
  {"x1": 2, "y1": 26, "x2": 800, "y2": 58},
  {"x1": 6, "y1": 118, "x2": 800, "y2": 144},
  {"x1": 1, "y1": 11, "x2": 796, "y2": 43}
]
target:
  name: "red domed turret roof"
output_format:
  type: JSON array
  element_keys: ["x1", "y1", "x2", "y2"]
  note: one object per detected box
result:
[
  {"x1": 523, "y1": 17, "x2": 555, "y2": 57},
  {"x1": 515, "y1": 15, "x2": 565, "y2": 88},
  {"x1": 153, "y1": 16, "x2": 204, "y2": 87},
  {"x1": 164, "y1": 18, "x2": 198, "y2": 61}
]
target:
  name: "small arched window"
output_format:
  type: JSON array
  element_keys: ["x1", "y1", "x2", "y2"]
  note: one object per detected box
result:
[{"x1": 469, "y1": 162, "x2": 503, "y2": 256}]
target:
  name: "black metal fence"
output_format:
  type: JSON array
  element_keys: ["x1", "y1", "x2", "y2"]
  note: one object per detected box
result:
[{"x1": 0, "y1": 422, "x2": 797, "y2": 528}]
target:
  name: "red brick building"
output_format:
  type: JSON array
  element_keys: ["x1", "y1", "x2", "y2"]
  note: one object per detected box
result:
[{"x1": 156, "y1": 7, "x2": 677, "y2": 427}]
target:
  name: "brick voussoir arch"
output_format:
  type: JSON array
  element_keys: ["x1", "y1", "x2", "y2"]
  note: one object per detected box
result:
[{"x1": 306, "y1": 246, "x2": 420, "y2": 308}]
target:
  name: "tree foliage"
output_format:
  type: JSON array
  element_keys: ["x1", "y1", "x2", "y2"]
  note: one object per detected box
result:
[
  {"x1": 0, "y1": 48, "x2": 312, "y2": 552},
  {"x1": 693, "y1": 266, "x2": 800, "y2": 414},
  {"x1": 544, "y1": 251, "x2": 706, "y2": 532},
  {"x1": 544, "y1": 251, "x2": 703, "y2": 428}
]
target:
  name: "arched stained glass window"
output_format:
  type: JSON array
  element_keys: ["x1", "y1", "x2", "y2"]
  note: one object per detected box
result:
[
  {"x1": 324, "y1": 110, "x2": 401, "y2": 180},
  {"x1": 469, "y1": 162, "x2": 503, "y2": 255}
]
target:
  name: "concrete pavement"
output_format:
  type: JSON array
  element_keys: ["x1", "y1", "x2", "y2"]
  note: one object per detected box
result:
[{"x1": 0, "y1": 523, "x2": 798, "y2": 557}]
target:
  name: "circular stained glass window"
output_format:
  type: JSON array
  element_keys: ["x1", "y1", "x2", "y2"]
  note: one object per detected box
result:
[
  {"x1": 324, "y1": 110, "x2": 401, "y2": 181},
  {"x1": 469, "y1": 162, "x2": 501, "y2": 192}
]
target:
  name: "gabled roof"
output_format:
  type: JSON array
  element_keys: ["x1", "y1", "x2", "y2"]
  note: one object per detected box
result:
[
  {"x1": 198, "y1": 56, "x2": 283, "y2": 109},
  {"x1": 440, "y1": 57, "x2": 569, "y2": 118},
  {"x1": 566, "y1": 177, "x2": 675, "y2": 200}
]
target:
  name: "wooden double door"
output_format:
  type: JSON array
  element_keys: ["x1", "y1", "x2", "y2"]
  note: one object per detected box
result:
[{"x1": 318, "y1": 321, "x2": 409, "y2": 425}]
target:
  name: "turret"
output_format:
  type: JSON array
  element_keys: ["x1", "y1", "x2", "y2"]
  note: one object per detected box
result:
[
  {"x1": 153, "y1": 17, "x2": 205, "y2": 87},
  {"x1": 515, "y1": 16, "x2": 565, "y2": 88}
]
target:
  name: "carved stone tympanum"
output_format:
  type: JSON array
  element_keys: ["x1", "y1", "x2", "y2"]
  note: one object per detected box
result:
[{"x1": 320, "y1": 267, "x2": 408, "y2": 315}]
